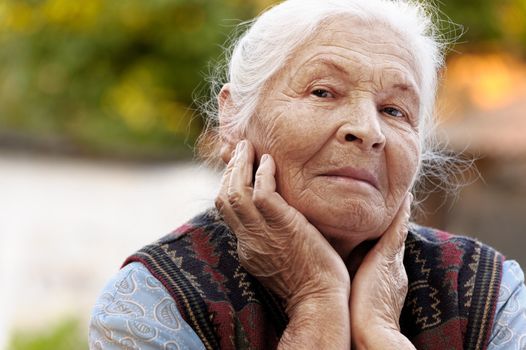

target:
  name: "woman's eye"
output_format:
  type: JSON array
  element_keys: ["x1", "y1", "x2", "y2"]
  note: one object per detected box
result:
[
  {"x1": 382, "y1": 107, "x2": 405, "y2": 118},
  {"x1": 311, "y1": 89, "x2": 334, "y2": 98}
]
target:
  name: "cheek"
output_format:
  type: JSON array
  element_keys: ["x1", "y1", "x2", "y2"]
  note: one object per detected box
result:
[
  {"x1": 386, "y1": 129, "x2": 420, "y2": 197},
  {"x1": 249, "y1": 103, "x2": 333, "y2": 199},
  {"x1": 252, "y1": 103, "x2": 330, "y2": 161}
]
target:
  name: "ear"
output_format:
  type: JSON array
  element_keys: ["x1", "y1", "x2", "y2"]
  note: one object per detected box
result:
[{"x1": 217, "y1": 83, "x2": 242, "y2": 164}]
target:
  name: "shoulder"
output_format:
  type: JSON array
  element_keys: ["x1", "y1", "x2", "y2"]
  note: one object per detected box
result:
[
  {"x1": 126, "y1": 208, "x2": 231, "y2": 258},
  {"x1": 163, "y1": 208, "x2": 229, "y2": 242},
  {"x1": 122, "y1": 208, "x2": 241, "y2": 297},
  {"x1": 108, "y1": 209, "x2": 286, "y2": 349},
  {"x1": 402, "y1": 223, "x2": 504, "y2": 347},
  {"x1": 404, "y1": 222, "x2": 504, "y2": 291},
  {"x1": 121, "y1": 208, "x2": 235, "y2": 289},
  {"x1": 408, "y1": 223, "x2": 493, "y2": 246},
  {"x1": 405, "y1": 223, "x2": 503, "y2": 294},
  {"x1": 122, "y1": 208, "x2": 239, "y2": 298},
  {"x1": 406, "y1": 223, "x2": 503, "y2": 266},
  {"x1": 89, "y1": 262, "x2": 206, "y2": 350},
  {"x1": 488, "y1": 260, "x2": 526, "y2": 349}
]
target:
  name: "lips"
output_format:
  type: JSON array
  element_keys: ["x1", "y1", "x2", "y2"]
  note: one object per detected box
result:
[{"x1": 322, "y1": 167, "x2": 380, "y2": 190}]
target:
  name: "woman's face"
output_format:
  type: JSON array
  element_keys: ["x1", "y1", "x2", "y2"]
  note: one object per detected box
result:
[{"x1": 243, "y1": 16, "x2": 422, "y2": 249}]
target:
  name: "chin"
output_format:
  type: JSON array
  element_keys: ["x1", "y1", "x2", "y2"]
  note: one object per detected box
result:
[{"x1": 302, "y1": 198, "x2": 389, "y2": 239}]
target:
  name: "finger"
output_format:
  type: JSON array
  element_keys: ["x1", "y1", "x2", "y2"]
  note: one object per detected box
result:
[
  {"x1": 254, "y1": 154, "x2": 277, "y2": 194},
  {"x1": 216, "y1": 149, "x2": 235, "y2": 212},
  {"x1": 216, "y1": 150, "x2": 244, "y2": 230},
  {"x1": 218, "y1": 149, "x2": 236, "y2": 196},
  {"x1": 375, "y1": 193, "x2": 412, "y2": 258},
  {"x1": 227, "y1": 140, "x2": 260, "y2": 222},
  {"x1": 252, "y1": 154, "x2": 294, "y2": 225},
  {"x1": 216, "y1": 148, "x2": 237, "y2": 212},
  {"x1": 219, "y1": 194, "x2": 245, "y2": 233},
  {"x1": 232, "y1": 140, "x2": 255, "y2": 187}
]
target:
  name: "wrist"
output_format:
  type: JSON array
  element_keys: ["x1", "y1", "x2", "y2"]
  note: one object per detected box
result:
[
  {"x1": 279, "y1": 293, "x2": 350, "y2": 350},
  {"x1": 352, "y1": 325, "x2": 415, "y2": 350},
  {"x1": 287, "y1": 289, "x2": 349, "y2": 317},
  {"x1": 286, "y1": 285, "x2": 350, "y2": 321}
]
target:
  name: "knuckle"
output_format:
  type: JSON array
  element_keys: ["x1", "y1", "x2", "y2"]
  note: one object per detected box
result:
[
  {"x1": 268, "y1": 210, "x2": 297, "y2": 231},
  {"x1": 252, "y1": 189, "x2": 269, "y2": 209},
  {"x1": 214, "y1": 196, "x2": 224, "y2": 211},
  {"x1": 254, "y1": 169, "x2": 266, "y2": 182},
  {"x1": 400, "y1": 272, "x2": 409, "y2": 293},
  {"x1": 253, "y1": 178, "x2": 264, "y2": 192},
  {"x1": 226, "y1": 156, "x2": 236, "y2": 169},
  {"x1": 237, "y1": 243, "x2": 252, "y2": 262},
  {"x1": 221, "y1": 169, "x2": 233, "y2": 184},
  {"x1": 397, "y1": 263, "x2": 408, "y2": 282},
  {"x1": 227, "y1": 190, "x2": 244, "y2": 209}
]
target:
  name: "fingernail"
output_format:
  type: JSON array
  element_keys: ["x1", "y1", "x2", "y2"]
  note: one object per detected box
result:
[{"x1": 261, "y1": 154, "x2": 269, "y2": 163}]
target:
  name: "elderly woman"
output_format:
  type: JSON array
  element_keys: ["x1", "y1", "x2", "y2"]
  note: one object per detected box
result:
[{"x1": 89, "y1": 0, "x2": 526, "y2": 349}]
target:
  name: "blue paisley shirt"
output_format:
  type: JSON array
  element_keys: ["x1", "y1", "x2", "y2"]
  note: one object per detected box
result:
[{"x1": 89, "y1": 260, "x2": 526, "y2": 349}]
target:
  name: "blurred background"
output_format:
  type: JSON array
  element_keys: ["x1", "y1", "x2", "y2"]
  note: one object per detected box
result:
[{"x1": 0, "y1": 0, "x2": 524, "y2": 349}]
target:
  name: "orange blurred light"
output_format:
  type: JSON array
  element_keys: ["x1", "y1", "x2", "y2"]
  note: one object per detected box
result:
[{"x1": 442, "y1": 53, "x2": 526, "y2": 113}]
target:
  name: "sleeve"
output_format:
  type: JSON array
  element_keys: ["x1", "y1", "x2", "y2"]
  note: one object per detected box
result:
[
  {"x1": 487, "y1": 260, "x2": 526, "y2": 350},
  {"x1": 89, "y1": 262, "x2": 206, "y2": 350}
]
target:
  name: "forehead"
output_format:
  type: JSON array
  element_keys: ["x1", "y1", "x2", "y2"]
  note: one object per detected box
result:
[{"x1": 285, "y1": 15, "x2": 422, "y2": 90}]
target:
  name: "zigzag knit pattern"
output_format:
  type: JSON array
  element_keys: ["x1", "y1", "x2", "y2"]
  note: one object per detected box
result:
[
  {"x1": 124, "y1": 209, "x2": 503, "y2": 350},
  {"x1": 401, "y1": 225, "x2": 503, "y2": 350}
]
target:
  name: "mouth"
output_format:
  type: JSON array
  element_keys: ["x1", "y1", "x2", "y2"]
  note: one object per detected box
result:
[{"x1": 321, "y1": 167, "x2": 380, "y2": 190}]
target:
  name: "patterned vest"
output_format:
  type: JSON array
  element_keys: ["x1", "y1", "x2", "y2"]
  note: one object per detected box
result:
[{"x1": 124, "y1": 209, "x2": 503, "y2": 350}]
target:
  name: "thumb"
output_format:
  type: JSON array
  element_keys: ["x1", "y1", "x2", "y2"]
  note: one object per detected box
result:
[{"x1": 375, "y1": 193, "x2": 412, "y2": 258}]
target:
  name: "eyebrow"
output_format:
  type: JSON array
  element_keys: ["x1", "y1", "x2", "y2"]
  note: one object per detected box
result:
[
  {"x1": 389, "y1": 82, "x2": 420, "y2": 104},
  {"x1": 393, "y1": 83, "x2": 411, "y2": 91},
  {"x1": 316, "y1": 58, "x2": 349, "y2": 75},
  {"x1": 292, "y1": 56, "x2": 421, "y2": 99},
  {"x1": 290, "y1": 56, "x2": 350, "y2": 81}
]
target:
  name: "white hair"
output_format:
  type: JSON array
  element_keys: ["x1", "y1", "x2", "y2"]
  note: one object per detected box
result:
[{"x1": 197, "y1": 0, "x2": 462, "y2": 202}]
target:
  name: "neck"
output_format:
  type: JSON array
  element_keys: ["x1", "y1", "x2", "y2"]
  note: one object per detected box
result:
[{"x1": 326, "y1": 235, "x2": 377, "y2": 280}]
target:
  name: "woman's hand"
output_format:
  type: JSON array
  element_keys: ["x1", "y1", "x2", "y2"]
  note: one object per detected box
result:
[
  {"x1": 215, "y1": 140, "x2": 350, "y2": 349},
  {"x1": 350, "y1": 194, "x2": 416, "y2": 349}
]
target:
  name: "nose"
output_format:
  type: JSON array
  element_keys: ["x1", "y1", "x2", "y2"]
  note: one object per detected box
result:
[{"x1": 336, "y1": 104, "x2": 386, "y2": 152}]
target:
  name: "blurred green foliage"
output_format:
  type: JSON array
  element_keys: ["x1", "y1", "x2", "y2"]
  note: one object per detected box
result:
[
  {"x1": 0, "y1": 0, "x2": 260, "y2": 160},
  {"x1": 438, "y1": 0, "x2": 526, "y2": 54},
  {"x1": 0, "y1": 0, "x2": 524, "y2": 160},
  {"x1": 8, "y1": 318, "x2": 87, "y2": 350}
]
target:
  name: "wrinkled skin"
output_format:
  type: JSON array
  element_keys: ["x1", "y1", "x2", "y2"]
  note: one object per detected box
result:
[
  {"x1": 216, "y1": 141, "x2": 350, "y2": 306},
  {"x1": 215, "y1": 15, "x2": 421, "y2": 349}
]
